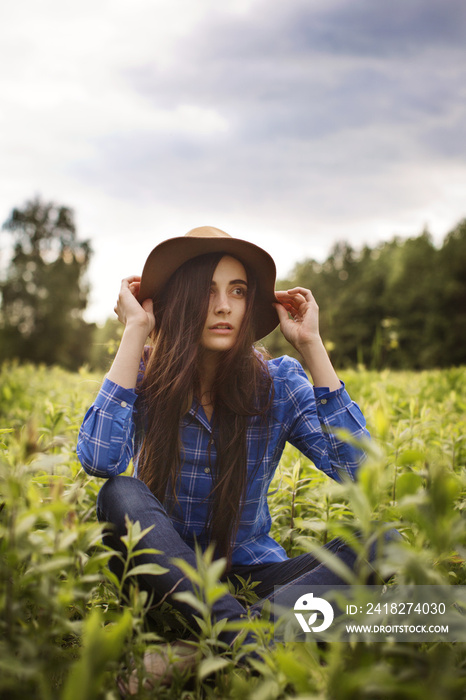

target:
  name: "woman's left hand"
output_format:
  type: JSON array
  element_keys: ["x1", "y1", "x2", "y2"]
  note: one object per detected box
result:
[{"x1": 274, "y1": 287, "x2": 321, "y2": 352}]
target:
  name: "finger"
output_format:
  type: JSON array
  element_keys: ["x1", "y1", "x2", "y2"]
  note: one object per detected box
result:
[
  {"x1": 122, "y1": 275, "x2": 141, "y2": 284},
  {"x1": 275, "y1": 291, "x2": 301, "y2": 309},
  {"x1": 273, "y1": 302, "x2": 292, "y2": 323},
  {"x1": 128, "y1": 280, "x2": 141, "y2": 297},
  {"x1": 287, "y1": 287, "x2": 314, "y2": 302},
  {"x1": 281, "y1": 297, "x2": 305, "y2": 314},
  {"x1": 275, "y1": 289, "x2": 312, "y2": 308},
  {"x1": 289, "y1": 293, "x2": 307, "y2": 307},
  {"x1": 274, "y1": 302, "x2": 300, "y2": 324},
  {"x1": 114, "y1": 303, "x2": 124, "y2": 324},
  {"x1": 277, "y1": 298, "x2": 296, "y2": 310},
  {"x1": 141, "y1": 298, "x2": 154, "y2": 314}
]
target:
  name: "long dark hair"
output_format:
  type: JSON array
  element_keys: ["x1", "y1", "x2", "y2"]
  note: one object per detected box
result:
[{"x1": 135, "y1": 252, "x2": 272, "y2": 567}]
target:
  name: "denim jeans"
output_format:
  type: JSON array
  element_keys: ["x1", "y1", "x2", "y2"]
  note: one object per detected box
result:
[{"x1": 97, "y1": 476, "x2": 395, "y2": 646}]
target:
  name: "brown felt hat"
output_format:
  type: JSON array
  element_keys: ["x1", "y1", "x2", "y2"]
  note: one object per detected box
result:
[{"x1": 138, "y1": 226, "x2": 279, "y2": 340}]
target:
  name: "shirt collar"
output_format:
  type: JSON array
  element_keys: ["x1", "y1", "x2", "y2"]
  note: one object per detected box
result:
[{"x1": 187, "y1": 399, "x2": 213, "y2": 432}]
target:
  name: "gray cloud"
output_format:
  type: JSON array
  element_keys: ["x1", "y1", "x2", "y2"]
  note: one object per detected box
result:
[
  {"x1": 3, "y1": 0, "x2": 466, "y2": 323},
  {"x1": 69, "y1": 0, "x2": 466, "y2": 250},
  {"x1": 288, "y1": 0, "x2": 466, "y2": 57},
  {"x1": 121, "y1": 0, "x2": 466, "y2": 145}
]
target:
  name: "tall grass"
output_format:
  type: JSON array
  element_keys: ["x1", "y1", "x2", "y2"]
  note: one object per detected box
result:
[{"x1": 1, "y1": 361, "x2": 466, "y2": 698}]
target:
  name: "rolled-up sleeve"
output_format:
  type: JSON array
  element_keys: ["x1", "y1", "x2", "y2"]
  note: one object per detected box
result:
[{"x1": 77, "y1": 378, "x2": 137, "y2": 477}]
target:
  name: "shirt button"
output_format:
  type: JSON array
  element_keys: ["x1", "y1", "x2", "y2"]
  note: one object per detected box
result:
[
  {"x1": 204, "y1": 467, "x2": 210, "y2": 474},
  {"x1": 321, "y1": 399, "x2": 327, "y2": 405},
  {"x1": 120, "y1": 401, "x2": 128, "y2": 408}
]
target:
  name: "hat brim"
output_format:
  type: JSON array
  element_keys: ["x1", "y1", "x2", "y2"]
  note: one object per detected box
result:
[{"x1": 138, "y1": 236, "x2": 279, "y2": 341}]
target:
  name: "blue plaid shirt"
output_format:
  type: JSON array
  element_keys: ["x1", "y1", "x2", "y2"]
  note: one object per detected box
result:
[{"x1": 77, "y1": 355, "x2": 369, "y2": 566}]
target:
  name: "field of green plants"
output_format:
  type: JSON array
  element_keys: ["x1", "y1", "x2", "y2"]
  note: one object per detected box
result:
[{"x1": 1, "y1": 361, "x2": 466, "y2": 699}]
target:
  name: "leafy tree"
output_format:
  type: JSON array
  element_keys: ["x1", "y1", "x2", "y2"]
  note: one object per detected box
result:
[
  {"x1": 437, "y1": 219, "x2": 466, "y2": 366},
  {"x1": 381, "y1": 231, "x2": 442, "y2": 368},
  {"x1": 265, "y1": 221, "x2": 466, "y2": 370},
  {"x1": 0, "y1": 197, "x2": 94, "y2": 369}
]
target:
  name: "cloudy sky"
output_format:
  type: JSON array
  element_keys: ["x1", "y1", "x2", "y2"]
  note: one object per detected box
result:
[{"x1": 1, "y1": 0, "x2": 465, "y2": 322}]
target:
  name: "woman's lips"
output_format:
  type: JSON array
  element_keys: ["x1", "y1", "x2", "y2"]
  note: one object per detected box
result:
[{"x1": 208, "y1": 323, "x2": 233, "y2": 333}]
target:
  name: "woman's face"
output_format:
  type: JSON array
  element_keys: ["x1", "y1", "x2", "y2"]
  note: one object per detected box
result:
[{"x1": 200, "y1": 255, "x2": 248, "y2": 353}]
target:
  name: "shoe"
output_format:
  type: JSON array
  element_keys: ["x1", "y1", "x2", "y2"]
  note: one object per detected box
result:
[{"x1": 117, "y1": 640, "x2": 200, "y2": 696}]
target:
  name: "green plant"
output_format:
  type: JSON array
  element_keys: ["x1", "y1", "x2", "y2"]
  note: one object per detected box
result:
[{"x1": 1, "y1": 362, "x2": 466, "y2": 698}]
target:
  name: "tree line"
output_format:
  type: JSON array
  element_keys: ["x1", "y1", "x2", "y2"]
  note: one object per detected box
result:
[
  {"x1": 1, "y1": 197, "x2": 465, "y2": 371},
  {"x1": 266, "y1": 222, "x2": 466, "y2": 369}
]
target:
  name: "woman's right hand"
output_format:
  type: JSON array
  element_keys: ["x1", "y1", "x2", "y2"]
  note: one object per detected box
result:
[{"x1": 114, "y1": 276, "x2": 155, "y2": 335}]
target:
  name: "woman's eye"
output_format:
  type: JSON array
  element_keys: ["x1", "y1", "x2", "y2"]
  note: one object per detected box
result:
[{"x1": 232, "y1": 287, "x2": 246, "y2": 297}]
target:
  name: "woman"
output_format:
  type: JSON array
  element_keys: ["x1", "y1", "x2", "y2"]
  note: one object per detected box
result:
[{"x1": 77, "y1": 226, "x2": 371, "y2": 688}]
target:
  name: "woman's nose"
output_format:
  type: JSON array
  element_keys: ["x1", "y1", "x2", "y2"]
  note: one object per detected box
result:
[{"x1": 213, "y1": 292, "x2": 231, "y2": 314}]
